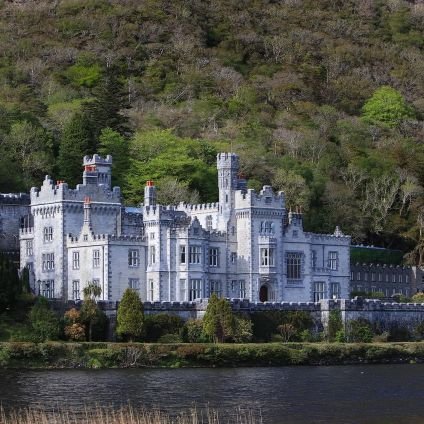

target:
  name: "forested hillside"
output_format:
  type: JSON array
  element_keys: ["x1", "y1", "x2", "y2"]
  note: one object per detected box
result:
[{"x1": 0, "y1": 0, "x2": 423, "y2": 262}]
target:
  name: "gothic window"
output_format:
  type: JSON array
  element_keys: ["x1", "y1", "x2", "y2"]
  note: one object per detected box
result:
[
  {"x1": 231, "y1": 252, "x2": 237, "y2": 264},
  {"x1": 72, "y1": 280, "x2": 80, "y2": 300},
  {"x1": 93, "y1": 250, "x2": 100, "y2": 268},
  {"x1": 286, "y1": 252, "x2": 302, "y2": 279},
  {"x1": 327, "y1": 251, "x2": 338, "y2": 270},
  {"x1": 260, "y1": 248, "x2": 275, "y2": 266},
  {"x1": 180, "y1": 245, "x2": 186, "y2": 264},
  {"x1": 148, "y1": 279, "x2": 154, "y2": 301},
  {"x1": 206, "y1": 215, "x2": 213, "y2": 232},
  {"x1": 42, "y1": 253, "x2": 55, "y2": 271},
  {"x1": 313, "y1": 282, "x2": 326, "y2": 302},
  {"x1": 72, "y1": 251, "x2": 80, "y2": 269},
  {"x1": 148, "y1": 246, "x2": 155, "y2": 265},
  {"x1": 189, "y1": 279, "x2": 202, "y2": 300},
  {"x1": 312, "y1": 250, "x2": 317, "y2": 268},
  {"x1": 129, "y1": 278, "x2": 140, "y2": 292},
  {"x1": 43, "y1": 227, "x2": 53, "y2": 243},
  {"x1": 41, "y1": 280, "x2": 54, "y2": 299},
  {"x1": 238, "y1": 280, "x2": 246, "y2": 298},
  {"x1": 129, "y1": 249, "x2": 140, "y2": 267},
  {"x1": 330, "y1": 282, "x2": 341, "y2": 299},
  {"x1": 260, "y1": 221, "x2": 274, "y2": 234},
  {"x1": 210, "y1": 280, "x2": 222, "y2": 297},
  {"x1": 179, "y1": 279, "x2": 186, "y2": 301},
  {"x1": 26, "y1": 240, "x2": 33, "y2": 256},
  {"x1": 189, "y1": 246, "x2": 201, "y2": 264},
  {"x1": 209, "y1": 248, "x2": 219, "y2": 267}
]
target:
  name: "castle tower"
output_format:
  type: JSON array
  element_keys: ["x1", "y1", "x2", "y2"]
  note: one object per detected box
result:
[
  {"x1": 144, "y1": 180, "x2": 157, "y2": 207},
  {"x1": 217, "y1": 153, "x2": 239, "y2": 230},
  {"x1": 83, "y1": 154, "x2": 113, "y2": 189}
]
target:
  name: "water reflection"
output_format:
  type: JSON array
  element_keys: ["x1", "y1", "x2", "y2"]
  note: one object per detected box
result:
[{"x1": 0, "y1": 365, "x2": 423, "y2": 423}]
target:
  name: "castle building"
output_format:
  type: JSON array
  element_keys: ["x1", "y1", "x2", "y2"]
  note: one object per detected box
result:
[{"x1": 20, "y1": 153, "x2": 351, "y2": 303}]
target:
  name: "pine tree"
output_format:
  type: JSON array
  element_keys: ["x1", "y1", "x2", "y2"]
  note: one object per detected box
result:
[
  {"x1": 116, "y1": 288, "x2": 144, "y2": 342},
  {"x1": 98, "y1": 128, "x2": 129, "y2": 188},
  {"x1": 83, "y1": 67, "x2": 129, "y2": 144},
  {"x1": 57, "y1": 111, "x2": 94, "y2": 186}
]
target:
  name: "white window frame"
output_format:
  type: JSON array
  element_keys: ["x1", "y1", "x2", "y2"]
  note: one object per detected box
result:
[
  {"x1": 129, "y1": 278, "x2": 140, "y2": 292},
  {"x1": 93, "y1": 249, "x2": 100, "y2": 268},
  {"x1": 72, "y1": 251, "x2": 80, "y2": 270},
  {"x1": 148, "y1": 279, "x2": 154, "y2": 301},
  {"x1": 189, "y1": 245, "x2": 201, "y2": 264},
  {"x1": 180, "y1": 245, "x2": 186, "y2": 264},
  {"x1": 72, "y1": 280, "x2": 80, "y2": 300},
  {"x1": 43, "y1": 227, "x2": 53, "y2": 243},
  {"x1": 328, "y1": 251, "x2": 338, "y2": 270},
  {"x1": 330, "y1": 282, "x2": 341, "y2": 299},
  {"x1": 129, "y1": 249, "x2": 140, "y2": 267},
  {"x1": 287, "y1": 252, "x2": 302, "y2": 280},
  {"x1": 209, "y1": 248, "x2": 219, "y2": 267},
  {"x1": 313, "y1": 282, "x2": 326, "y2": 302},
  {"x1": 239, "y1": 280, "x2": 246, "y2": 298},
  {"x1": 189, "y1": 279, "x2": 202, "y2": 300},
  {"x1": 26, "y1": 240, "x2": 33, "y2": 256},
  {"x1": 260, "y1": 247, "x2": 275, "y2": 266},
  {"x1": 210, "y1": 280, "x2": 222, "y2": 297}
]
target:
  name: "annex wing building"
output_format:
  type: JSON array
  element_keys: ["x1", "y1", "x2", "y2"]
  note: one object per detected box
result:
[{"x1": 20, "y1": 153, "x2": 351, "y2": 303}]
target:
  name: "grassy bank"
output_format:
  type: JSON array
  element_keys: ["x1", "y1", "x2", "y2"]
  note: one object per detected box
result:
[{"x1": 1, "y1": 342, "x2": 424, "y2": 369}]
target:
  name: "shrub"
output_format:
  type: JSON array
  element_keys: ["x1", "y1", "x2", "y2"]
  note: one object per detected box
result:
[
  {"x1": 327, "y1": 310, "x2": 343, "y2": 341},
  {"x1": 233, "y1": 317, "x2": 253, "y2": 343},
  {"x1": 29, "y1": 298, "x2": 60, "y2": 342},
  {"x1": 335, "y1": 330, "x2": 346, "y2": 343},
  {"x1": 346, "y1": 319, "x2": 373, "y2": 343},
  {"x1": 181, "y1": 319, "x2": 209, "y2": 343},
  {"x1": 116, "y1": 289, "x2": 144, "y2": 342},
  {"x1": 157, "y1": 333, "x2": 182, "y2": 343},
  {"x1": 144, "y1": 314, "x2": 184, "y2": 342},
  {"x1": 203, "y1": 294, "x2": 236, "y2": 343},
  {"x1": 250, "y1": 311, "x2": 313, "y2": 342},
  {"x1": 387, "y1": 324, "x2": 411, "y2": 342},
  {"x1": 411, "y1": 293, "x2": 424, "y2": 303},
  {"x1": 414, "y1": 322, "x2": 424, "y2": 340}
]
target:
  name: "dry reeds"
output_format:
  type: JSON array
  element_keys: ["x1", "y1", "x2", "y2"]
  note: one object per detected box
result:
[{"x1": 0, "y1": 405, "x2": 261, "y2": 424}]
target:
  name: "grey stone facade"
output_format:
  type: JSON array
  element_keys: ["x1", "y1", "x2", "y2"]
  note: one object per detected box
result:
[
  {"x1": 350, "y1": 263, "x2": 424, "y2": 297},
  {"x1": 20, "y1": 153, "x2": 351, "y2": 303},
  {"x1": 0, "y1": 193, "x2": 30, "y2": 255}
]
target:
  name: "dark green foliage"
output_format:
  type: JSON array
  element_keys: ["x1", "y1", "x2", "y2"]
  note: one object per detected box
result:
[
  {"x1": 0, "y1": 256, "x2": 23, "y2": 313},
  {"x1": 350, "y1": 247, "x2": 404, "y2": 265},
  {"x1": 346, "y1": 319, "x2": 374, "y2": 343},
  {"x1": 80, "y1": 300, "x2": 108, "y2": 342},
  {"x1": 327, "y1": 310, "x2": 343, "y2": 342},
  {"x1": 0, "y1": 1, "x2": 423, "y2": 259},
  {"x1": 203, "y1": 294, "x2": 236, "y2": 343},
  {"x1": 387, "y1": 323, "x2": 411, "y2": 342},
  {"x1": 29, "y1": 297, "x2": 60, "y2": 342},
  {"x1": 250, "y1": 311, "x2": 313, "y2": 342},
  {"x1": 116, "y1": 289, "x2": 144, "y2": 342},
  {"x1": 143, "y1": 313, "x2": 184, "y2": 342},
  {"x1": 57, "y1": 111, "x2": 94, "y2": 186},
  {"x1": 180, "y1": 319, "x2": 209, "y2": 343},
  {"x1": 83, "y1": 67, "x2": 129, "y2": 141}
]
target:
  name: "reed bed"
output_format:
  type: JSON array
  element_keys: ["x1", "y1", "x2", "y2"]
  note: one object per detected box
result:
[{"x1": 0, "y1": 405, "x2": 261, "y2": 424}]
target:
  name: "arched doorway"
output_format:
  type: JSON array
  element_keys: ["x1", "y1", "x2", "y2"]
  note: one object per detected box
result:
[{"x1": 259, "y1": 285, "x2": 268, "y2": 302}]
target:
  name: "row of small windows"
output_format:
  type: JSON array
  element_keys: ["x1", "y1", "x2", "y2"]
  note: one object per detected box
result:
[
  {"x1": 353, "y1": 286, "x2": 410, "y2": 297},
  {"x1": 351, "y1": 271, "x2": 410, "y2": 284}
]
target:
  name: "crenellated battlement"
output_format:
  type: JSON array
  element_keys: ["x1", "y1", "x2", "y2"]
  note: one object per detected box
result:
[
  {"x1": 0, "y1": 193, "x2": 30, "y2": 205},
  {"x1": 83, "y1": 154, "x2": 112, "y2": 166},
  {"x1": 67, "y1": 232, "x2": 144, "y2": 244},
  {"x1": 216, "y1": 152, "x2": 239, "y2": 169},
  {"x1": 30, "y1": 176, "x2": 121, "y2": 205},
  {"x1": 235, "y1": 187, "x2": 285, "y2": 209},
  {"x1": 177, "y1": 202, "x2": 219, "y2": 212}
]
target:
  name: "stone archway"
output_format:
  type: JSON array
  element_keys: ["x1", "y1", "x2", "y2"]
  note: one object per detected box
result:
[{"x1": 259, "y1": 285, "x2": 269, "y2": 302}]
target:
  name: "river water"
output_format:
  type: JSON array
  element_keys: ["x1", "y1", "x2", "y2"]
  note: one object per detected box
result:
[{"x1": 0, "y1": 365, "x2": 423, "y2": 423}]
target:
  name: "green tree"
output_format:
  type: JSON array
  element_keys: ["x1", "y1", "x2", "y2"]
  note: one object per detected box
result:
[
  {"x1": 80, "y1": 281, "x2": 104, "y2": 341},
  {"x1": 116, "y1": 288, "x2": 144, "y2": 342},
  {"x1": 57, "y1": 111, "x2": 94, "y2": 186},
  {"x1": 202, "y1": 294, "x2": 236, "y2": 343},
  {"x1": 98, "y1": 128, "x2": 129, "y2": 188},
  {"x1": 83, "y1": 68, "x2": 129, "y2": 143},
  {"x1": 362, "y1": 86, "x2": 415, "y2": 128},
  {"x1": 29, "y1": 297, "x2": 60, "y2": 342}
]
